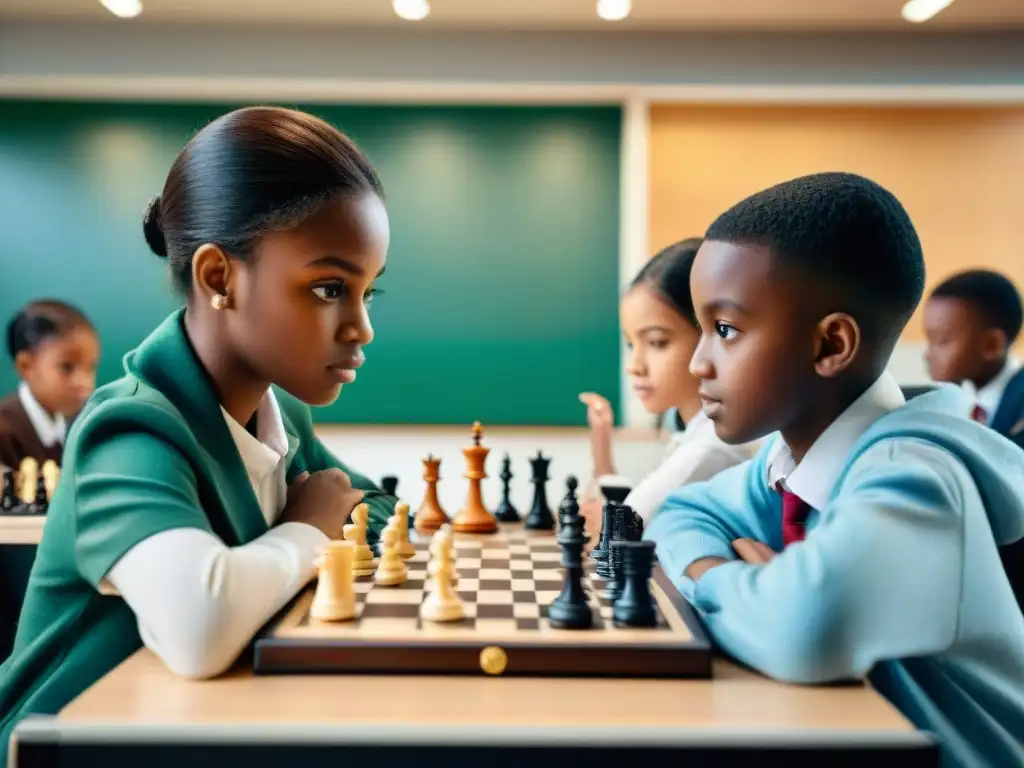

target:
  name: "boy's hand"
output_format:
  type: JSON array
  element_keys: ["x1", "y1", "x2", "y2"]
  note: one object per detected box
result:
[
  {"x1": 685, "y1": 556, "x2": 729, "y2": 581},
  {"x1": 732, "y1": 538, "x2": 776, "y2": 565}
]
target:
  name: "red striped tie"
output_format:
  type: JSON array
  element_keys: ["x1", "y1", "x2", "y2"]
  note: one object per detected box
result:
[
  {"x1": 781, "y1": 490, "x2": 811, "y2": 547},
  {"x1": 971, "y1": 404, "x2": 988, "y2": 424}
]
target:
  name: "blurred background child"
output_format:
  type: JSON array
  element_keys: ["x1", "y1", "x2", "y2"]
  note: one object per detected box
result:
[
  {"x1": 579, "y1": 238, "x2": 760, "y2": 531},
  {"x1": 0, "y1": 300, "x2": 99, "y2": 470}
]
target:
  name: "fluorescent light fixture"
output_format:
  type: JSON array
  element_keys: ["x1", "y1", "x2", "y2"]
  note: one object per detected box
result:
[
  {"x1": 99, "y1": 0, "x2": 142, "y2": 18},
  {"x1": 393, "y1": 0, "x2": 430, "y2": 21},
  {"x1": 597, "y1": 0, "x2": 631, "y2": 22},
  {"x1": 901, "y1": 0, "x2": 956, "y2": 23}
]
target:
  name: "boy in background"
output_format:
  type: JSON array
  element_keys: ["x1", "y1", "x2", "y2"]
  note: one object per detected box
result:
[
  {"x1": 646, "y1": 172, "x2": 1024, "y2": 768},
  {"x1": 923, "y1": 268, "x2": 1023, "y2": 447}
]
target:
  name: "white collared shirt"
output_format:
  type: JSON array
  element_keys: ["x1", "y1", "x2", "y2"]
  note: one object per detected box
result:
[
  {"x1": 219, "y1": 391, "x2": 289, "y2": 526},
  {"x1": 766, "y1": 372, "x2": 907, "y2": 510},
  {"x1": 963, "y1": 358, "x2": 1021, "y2": 424},
  {"x1": 104, "y1": 388, "x2": 327, "y2": 679},
  {"x1": 625, "y1": 410, "x2": 760, "y2": 523},
  {"x1": 18, "y1": 382, "x2": 66, "y2": 447}
]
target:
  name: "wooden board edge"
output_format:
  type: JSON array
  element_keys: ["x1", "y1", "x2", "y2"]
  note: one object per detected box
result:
[
  {"x1": 253, "y1": 636, "x2": 711, "y2": 678},
  {"x1": 652, "y1": 564, "x2": 713, "y2": 651}
]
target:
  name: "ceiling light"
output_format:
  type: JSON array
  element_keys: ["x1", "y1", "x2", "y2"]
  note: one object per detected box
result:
[
  {"x1": 597, "y1": 0, "x2": 631, "y2": 22},
  {"x1": 393, "y1": 0, "x2": 430, "y2": 21},
  {"x1": 99, "y1": 0, "x2": 142, "y2": 18},
  {"x1": 901, "y1": 0, "x2": 956, "y2": 23}
]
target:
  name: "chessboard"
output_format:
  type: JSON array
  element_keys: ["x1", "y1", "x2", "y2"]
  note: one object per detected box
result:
[
  {"x1": 253, "y1": 520, "x2": 712, "y2": 679},
  {"x1": 1, "y1": 459, "x2": 57, "y2": 517}
]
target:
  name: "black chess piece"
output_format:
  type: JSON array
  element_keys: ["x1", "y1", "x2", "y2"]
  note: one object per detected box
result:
[
  {"x1": 593, "y1": 502, "x2": 614, "y2": 576},
  {"x1": 612, "y1": 540, "x2": 658, "y2": 627},
  {"x1": 602, "y1": 504, "x2": 630, "y2": 602},
  {"x1": 1, "y1": 468, "x2": 21, "y2": 513},
  {"x1": 557, "y1": 476, "x2": 579, "y2": 530},
  {"x1": 599, "y1": 483, "x2": 631, "y2": 504},
  {"x1": 29, "y1": 473, "x2": 48, "y2": 514},
  {"x1": 524, "y1": 451, "x2": 554, "y2": 530},
  {"x1": 494, "y1": 453, "x2": 519, "y2": 522},
  {"x1": 380, "y1": 475, "x2": 399, "y2": 497},
  {"x1": 547, "y1": 507, "x2": 592, "y2": 629}
]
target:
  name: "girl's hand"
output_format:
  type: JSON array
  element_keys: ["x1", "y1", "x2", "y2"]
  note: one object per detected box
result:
[{"x1": 579, "y1": 392, "x2": 614, "y2": 432}]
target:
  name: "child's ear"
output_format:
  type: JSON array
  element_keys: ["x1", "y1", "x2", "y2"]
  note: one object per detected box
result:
[
  {"x1": 191, "y1": 243, "x2": 233, "y2": 308},
  {"x1": 980, "y1": 327, "x2": 1009, "y2": 363},
  {"x1": 813, "y1": 312, "x2": 860, "y2": 379},
  {"x1": 14, "y1": 350, "x2": 35, "y2": 380}
]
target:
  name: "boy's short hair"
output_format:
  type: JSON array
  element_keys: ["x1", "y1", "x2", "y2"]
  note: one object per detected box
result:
[
  {"x1": 705, "y1": 171, "x2": 925, "y2": 348},
  {"x1": 930, "y1": 269, "x2": 1023, "y2": 345}
]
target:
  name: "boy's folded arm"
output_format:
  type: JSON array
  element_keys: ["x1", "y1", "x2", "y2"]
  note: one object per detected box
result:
[
  {"x1": 644, "y1": 448, "x2": 778, "y2": 589},
  {"x1": 693, "y1": 440, "x2": 964, "y2": 684},
  {"x1": 73, "y1": 430, "x2": 328, "y2": 680}
]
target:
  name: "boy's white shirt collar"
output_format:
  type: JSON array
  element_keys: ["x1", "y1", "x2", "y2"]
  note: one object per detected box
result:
[
  {"x1": 962, "y1": 357, "x2": 1021, "y2": 420},
  {"x1": 18, "y1": 382, "x2": 66, "y2": 447},
  {"x1": 765, "y1": 372, "x2": 906, "y2": 510},
  {"x1": 220, "y1": 388, "x2": 289, "y2": 480}
]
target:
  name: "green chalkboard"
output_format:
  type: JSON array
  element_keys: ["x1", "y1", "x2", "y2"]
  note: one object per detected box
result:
[{"x1": 0, "y1": 100, "x2": 622, "y2": 425}]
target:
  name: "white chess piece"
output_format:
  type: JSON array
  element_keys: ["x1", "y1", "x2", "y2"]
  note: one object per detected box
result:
[
  {"x1": 344, "y1": 503, "x2": 377, "y2": 576},
  {"x1": 310, "y1": 541, "x2": 357, "y2": 622},
  {"x1": 394, "y1": 501, "x2": 416, "y2": 559},
  {"x1": 420, "y1": 527, "x2": 464, "y2": 622},
  {"x1": 374, "y1": 519, "x2": 408, "y2": 586}
]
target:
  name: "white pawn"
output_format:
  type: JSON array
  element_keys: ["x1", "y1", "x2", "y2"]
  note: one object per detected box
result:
[
  {"x1": 394, "y1": 501, "x2": 416, "y2": 560},
  {"x1": 420, "y1": 527, "x2": 464, "y2": 622},
  {"x1": 374, "y1": 519, "x2": 408, "y2": 586},
  {"x1": 310, "y1": 540, "x2": 357, "y2": 622},
  {"x1": 344, "y1": 503, "x2": 377, "y2": 577}
]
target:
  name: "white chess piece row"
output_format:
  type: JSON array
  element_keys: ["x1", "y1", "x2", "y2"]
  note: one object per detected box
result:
[{"x1": 310, "y1": 503, "x2": 464, "y2": 623}]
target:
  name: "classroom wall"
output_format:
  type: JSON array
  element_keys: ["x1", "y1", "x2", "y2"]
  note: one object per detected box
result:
[{"x1": 648, "y1": 105, "x2": 1024, "y2": 381}]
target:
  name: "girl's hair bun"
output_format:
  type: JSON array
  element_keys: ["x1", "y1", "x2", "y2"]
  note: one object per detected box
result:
[{"x1": 142, "y1": 195, "x2": 168, "y2": 258}]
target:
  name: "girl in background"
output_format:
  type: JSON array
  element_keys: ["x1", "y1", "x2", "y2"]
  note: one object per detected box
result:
[
  {"x1": 579, "y1": 238, "x2": 759, "y2": 528},
  {"x1": 0, "y1": 300, "x2": 99, "y2": 469}
]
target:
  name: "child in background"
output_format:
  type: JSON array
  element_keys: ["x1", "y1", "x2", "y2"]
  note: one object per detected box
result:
[
  {"x1": 0, "y1": 106, "x2": 398, "y2": 764},
  {"x1": 0, "y1": 300, "x2": 99, "y2": 469},
  {"x1": 579, "y1": 238, "x2": 758, "y2": 528},
  {"x1": 923, "y1": 269, "x2": 1023, "y2": 446},
  {"x1": 646, "y1": 172, "x2": 1024, "y2": 768}
]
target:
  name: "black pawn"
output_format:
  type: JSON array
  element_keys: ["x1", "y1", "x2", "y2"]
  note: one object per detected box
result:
[
  {"x1": 547, "y1": 508, "x2": 592, "y2": 629},
  {"x1": 380, "y1": 475, "x2": 399, "y2": 497},
  {"x1": 494, "y1": 453, "x2": 519, "y2": 522},
  {"x1": 1, "y1": 469, "x2": 20, "y2": 512},
  {"x1": 557, "y1": 475, "x2": 579, "y2": 530},
  {"x1": 29, "y1": 473, "x2": 48, "y2": 514},
  {"x1": 612, "y1": 540, "x2": 658, "y2": 628},
  {"x1": 524, "y1": 451, "x2": 554, "y2": 530}
]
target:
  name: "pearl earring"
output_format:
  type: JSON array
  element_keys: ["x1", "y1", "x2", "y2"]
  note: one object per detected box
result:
[{"x1": 211, "y1": 294, "x2": 228, "y2": 311}]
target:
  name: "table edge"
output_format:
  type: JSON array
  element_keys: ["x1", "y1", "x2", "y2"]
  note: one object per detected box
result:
[{"x1": 14, "y1": 717, "x2": 937, "y2": 748}]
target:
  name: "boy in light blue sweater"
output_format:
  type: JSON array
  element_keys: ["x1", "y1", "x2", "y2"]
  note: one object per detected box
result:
[{"x1": 645, "y1": 172, "x2": 1024, "y2": 768}]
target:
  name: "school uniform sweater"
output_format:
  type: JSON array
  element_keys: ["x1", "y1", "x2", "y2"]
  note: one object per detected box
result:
[
  {"x1": 0, "y1": 385, "x2": 65, "y2": 470},
  {"x1": 645, "y1": 377, "x2": 1024, "y2": 768},
  {"x1": 0, "y1": 310, "x2": 397, "y2": 766}
]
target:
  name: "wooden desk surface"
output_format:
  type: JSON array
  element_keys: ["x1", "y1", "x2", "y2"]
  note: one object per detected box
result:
[
  {"x1": 0, "y1": 514, "x2": 44, "y2": 545},
  {"x1": 10, "y1": 650, "x2": 940, "y2": 767},
  {"x1": 57, "y1": 649, "x2": 911, "y2": 733}
]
